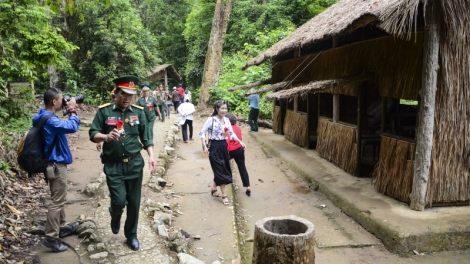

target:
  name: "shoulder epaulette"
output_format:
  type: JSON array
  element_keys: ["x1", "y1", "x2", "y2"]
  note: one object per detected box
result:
[
  {"x1": 99, "y1": 103, "x2": 111, "y2": 109},
  {"x1": 132, "y1": 104, "x2": 144, "y2": 110}
]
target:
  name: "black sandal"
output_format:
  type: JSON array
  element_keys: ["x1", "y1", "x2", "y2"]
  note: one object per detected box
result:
[
  {"x1": 211, "y1": 189, "x2": 221, "y2": 197},
  {"x1": 246, "y1": 189, "x2": 251, "y2": 196}
]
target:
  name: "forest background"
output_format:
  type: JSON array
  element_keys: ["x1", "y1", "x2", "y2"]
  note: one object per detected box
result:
[{"x1": 0, "y1": 0, "x2": 336, "y2": 173}]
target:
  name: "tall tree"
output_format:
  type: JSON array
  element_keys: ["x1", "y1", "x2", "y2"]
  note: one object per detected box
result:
[{"x1": 198, "y1": 0, "x2": 232, "y2": 110}]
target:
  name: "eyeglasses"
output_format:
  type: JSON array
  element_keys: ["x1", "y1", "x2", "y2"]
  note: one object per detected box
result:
[{"x1": 119, "y1": 92, "x2": 133, "y2": 99}]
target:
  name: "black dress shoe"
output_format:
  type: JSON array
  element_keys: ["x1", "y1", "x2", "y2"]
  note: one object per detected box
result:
[
  {"x1": 59, "y1": 222, "x2": 79, "y2": 238},
  {"x1": 42, "y1": 238, "x2": 68, "y2": 252},
  {"x1": 110, "y1": 215, "x2": 122, "y2": 234},
  {"x1": 126, "y1": 238, "x2": 140, "y2": 251}
]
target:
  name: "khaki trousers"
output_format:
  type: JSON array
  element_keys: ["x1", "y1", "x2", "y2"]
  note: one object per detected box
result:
[{"x1": 44, "y1": 162, "x2": 68, "y2": 238}]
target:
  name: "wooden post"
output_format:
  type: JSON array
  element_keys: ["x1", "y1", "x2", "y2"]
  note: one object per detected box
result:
[
  {"x1": 164, "y1": 69, "x2": 168, "y2": 87},
  {"x1": 356, "y1": 86, "x2": 363, "y2": 176},
  {"x1": 307, "y1": 95, "x2": 311, "y2": 149},
  {"x1": 332, "y1": 36, "x2": 340, "y2": 123},
  {"x1": 253, "y1": 215, "x2": 315, "y2": 264},
  {"x1": 409, "y1": 0, "x2": 440, "y2": 211}
]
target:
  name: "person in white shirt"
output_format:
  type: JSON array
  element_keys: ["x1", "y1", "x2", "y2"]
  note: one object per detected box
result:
[
  {"x1": 177, "y1": 99, "x2": 196, "y2": 143},
  {"x1": 199, "y1": 100, "x2": 246, "y2": 206}
]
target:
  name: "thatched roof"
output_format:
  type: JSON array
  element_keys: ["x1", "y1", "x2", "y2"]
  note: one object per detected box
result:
[
  {"x1": 244, "y1": 81, "x2": 289, "y2": 96},
  {"x1": 148, "y1": 64, "x2": 182, "y2": 81},
  {"x1": 265, "y1": 75, "x2": 371, "y2": 100},
  {"x1": 228, "y1": 80, "x2": 271, "y2": 91},
  {"x1": 242, "y1": 0, "x2": 421, "y2": 69}
]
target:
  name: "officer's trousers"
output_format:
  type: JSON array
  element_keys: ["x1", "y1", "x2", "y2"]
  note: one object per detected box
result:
[{"x1": 105, "y1": 155, "x2": 144, "y2": 239}]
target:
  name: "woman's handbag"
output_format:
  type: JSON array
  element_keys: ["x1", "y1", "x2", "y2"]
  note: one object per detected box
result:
[{"x1": 204, "y1": 117, "x2": 214, "y2": 150}]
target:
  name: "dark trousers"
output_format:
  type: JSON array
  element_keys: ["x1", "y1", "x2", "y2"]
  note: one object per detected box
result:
[
  {"x1": 181, "y1": 119, "x2": 193, "y2": 141},
  {"x1": 248, "y1": 107, "x2": 259, "y2": 131},
  {"x1": 157, "y1": 104, "x2": 165, "y2": 122},
  {"x1": 106, "y1": 174, "x2": 143, "y2": 239},
  {"x1": 104, "y1": 156, "x2": 144, "y2": 239},
  {"x1": 229, "y1": 147, "x2": 250, "y2": 187},
  {"x1": 173, "y1": 101, "x2": 180, "y2": 113}
]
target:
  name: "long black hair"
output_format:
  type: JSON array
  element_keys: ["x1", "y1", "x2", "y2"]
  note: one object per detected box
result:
[{"x1": 211, "y1": 100, "x2": 229, "y2": 116}]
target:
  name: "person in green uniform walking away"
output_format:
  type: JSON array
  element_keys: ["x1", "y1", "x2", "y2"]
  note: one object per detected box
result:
[
  {"x1": 89, "y1": 76, "x2": 156, "y2": 251},
  {"x1": 155, "y1": 84, "x2": 166, "y2": 122},
  {"x1": 136, "y1": 84, "x2": 160, "y2": 142}
]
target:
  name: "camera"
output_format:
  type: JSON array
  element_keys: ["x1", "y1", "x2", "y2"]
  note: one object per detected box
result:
[
  {"x1": 62, "y1": 94, "x2": 84, "y2": 107},
  {"x1": 62, "y1": 94, "x2": 84, "y2": 116}
]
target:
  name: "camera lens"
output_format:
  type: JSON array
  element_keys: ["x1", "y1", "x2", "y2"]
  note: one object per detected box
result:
[{"x1": 75, "y1": 94, "x2": 84, "y2": 104}]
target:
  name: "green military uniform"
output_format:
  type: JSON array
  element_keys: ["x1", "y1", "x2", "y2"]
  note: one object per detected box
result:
[
  {"x1": 155, "y1": 90, "x2": 166, "y2": 122},
  {"x1": 89, "y1": 102, "x2": 153, "y2": 240},
  {"x1": 136, "y1": 96, "x2": 158, "y2": 141}
]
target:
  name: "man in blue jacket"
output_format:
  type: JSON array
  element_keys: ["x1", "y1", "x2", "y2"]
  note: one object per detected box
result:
[{"x1": 33, "y1": 88, "x2": 81, "y2": 252}]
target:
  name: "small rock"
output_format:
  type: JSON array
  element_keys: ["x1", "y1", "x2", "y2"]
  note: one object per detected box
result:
[
  {"x1": 87, "y1": 245, "x2": 96, "y2": 252},
  {"x1": 157, "y1": 177, "x2": 167, "y2": 187},
  {"x1": 78, "y1": 228, "x2": 95, "y2": 238},
  {"x1": 76, "y1": 222, "x2": 96, "y2": 234},
  {"x1": 212, "y1": 261, "x2": 222, "y2": 264},
  {"x1": 165, "y1": 146, "x2": 175, "y2": 156},
  {"x1": 177, "y1": 253, "x2": 205, "y2": 264},
  {"x1": 157, "y1": 225, "x2": 169, "y2": 237},
  {"x1": 96, "y1": 243, "x2": 105, "y2": 250},
  {"x1": 193, "y1": 235, "x2": 201, "y2": 240},
  {"x1": 90, "y1": 252, "x2": 108, "y2": 260},
  {"x1": 245, "y1": 237, "x2": 253, "y2": 242},
  {"x1": 154, "y1": 211, "x2": 171, "y2": 226}
]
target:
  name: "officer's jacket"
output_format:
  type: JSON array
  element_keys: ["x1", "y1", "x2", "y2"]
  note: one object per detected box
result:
[
  {"x1": 136, "y1": 96, "x2": 158, "y2": 122},
  {"x1": 89, "y1": 102, "x2": 153, "y2": 159}
]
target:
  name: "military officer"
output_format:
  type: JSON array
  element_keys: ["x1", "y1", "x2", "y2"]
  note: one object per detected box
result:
[
  {"x1": 89, "y1": 76, "x2": 156, "y2": 251},
  {"x1": 155, "y1": 84, "x2": 166, "y2": 122},
  {"x1": 136, "y1": 84, "x2": 160, "y2": 142}
]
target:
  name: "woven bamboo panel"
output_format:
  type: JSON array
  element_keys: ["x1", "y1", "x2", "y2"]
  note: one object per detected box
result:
[
  {"x1": 283, "y1": 110, "x2": 308, "y2": 147},
  {"x1": 373, "y1": 135, "x2": 415, "y2": 203},
  {"x1": 316, "y1": 118, "x2": 358, "y2": 174},
  {"x1": 273, "y1": 107, "x2": 281, "y2": 134}
]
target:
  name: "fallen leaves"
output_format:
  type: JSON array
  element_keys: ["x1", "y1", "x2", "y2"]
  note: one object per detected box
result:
[{"x1": 5, "y1": 204, "x2": 22, "y2": 215}]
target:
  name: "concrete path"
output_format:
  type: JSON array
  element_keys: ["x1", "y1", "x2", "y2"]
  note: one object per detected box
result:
[{"x1": 169, "y1": 116, "x2": 470, "y2": 264}]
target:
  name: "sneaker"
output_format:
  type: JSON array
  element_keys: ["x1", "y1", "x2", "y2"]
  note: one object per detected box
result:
[
  {"x1": 59, "y1": 222, "x2": 79, "y2": 238},
  {"x1": 42, "y1": 238, "x2": 68, "y2": 252}
]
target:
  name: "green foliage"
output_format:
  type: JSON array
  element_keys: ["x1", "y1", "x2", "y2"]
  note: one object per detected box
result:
[
  {"x1": 60, "y1": 0, "x2": 160, "y2": 99},
  {"x1": 133, "y1": 0, "x2": 190, "y2": 88},
  {"x1": 210, "y1": 26, "x2": 295, "y2": 120},
  {"x1": 0, "y1": 0, "x2": 77, "y2": 86},
  {"x1": 0, "y1": 86, "x2": 36, "y2": 133}
]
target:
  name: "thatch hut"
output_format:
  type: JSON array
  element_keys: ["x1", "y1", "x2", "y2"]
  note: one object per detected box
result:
[
  {"x1": 148, "y1": 64, "x2": 182, "y2": 87},
  {"x1": 238, "y1": 0, "x2": 470, "y2": 210}
]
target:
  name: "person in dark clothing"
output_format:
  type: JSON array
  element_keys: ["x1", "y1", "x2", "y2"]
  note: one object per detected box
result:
[
  {"x1": 172, "y1": 87, "x2": 180, "y2": 113},
  {"x1": 226, "y1": 113, "x2": 251, "y2": 196}
]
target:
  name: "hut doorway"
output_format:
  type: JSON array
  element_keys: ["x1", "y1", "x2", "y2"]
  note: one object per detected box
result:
[{"x1": 307, "y1": 93, "x2": 319, "y2": 149}]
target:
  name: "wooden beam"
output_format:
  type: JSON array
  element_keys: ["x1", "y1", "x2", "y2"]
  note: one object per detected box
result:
[{"x1": 409, "y1": 0, "x2": 440, "y2": 211}]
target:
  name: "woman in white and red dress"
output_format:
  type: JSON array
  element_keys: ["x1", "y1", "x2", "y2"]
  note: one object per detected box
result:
[{"x1": 199, "y1": 101, "x2": 246, "y2": 205}]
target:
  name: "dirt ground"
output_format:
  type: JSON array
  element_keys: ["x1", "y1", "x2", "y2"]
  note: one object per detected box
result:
[{"x1": 15, "y1": 110, "x2": 470, "y2": 264}]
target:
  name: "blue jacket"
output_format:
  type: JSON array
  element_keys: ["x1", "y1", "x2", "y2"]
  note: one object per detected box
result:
[{"x1": 32, "y1": 108, "x2": 80, "y2": 164}]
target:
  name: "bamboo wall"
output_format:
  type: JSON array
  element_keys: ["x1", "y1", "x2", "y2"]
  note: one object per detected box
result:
[
  {"x1": 373, "y1": 135, "x2": 415, "y2": 203},
  {"x1": 316, "y1": 118, "x2": 357, "y2": 174},
  {"x1": 272, "y1": 35, "x2": 423, "y2": 100},
  {"x1": 273, "y1": 106, "x2": 281, "y2": 134},
  {"x1": 283, "y1": 110, "x2": 308, "y2": 147}
]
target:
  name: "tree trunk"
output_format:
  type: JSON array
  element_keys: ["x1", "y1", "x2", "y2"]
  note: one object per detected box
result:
[
  {"x1": 409, "y1": 0, "x2": 440, "y2": 211},
  {"x1": 197, "y1": 0, "x2": 232, "y2": 110},
  {"x1": 48, "y1": 66, "x2": 59, "y2": 88},
  {"x1": 253, "y1": 215, "x2": 315, "y2": 264}
]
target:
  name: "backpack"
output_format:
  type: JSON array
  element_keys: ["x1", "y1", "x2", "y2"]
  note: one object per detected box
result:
[{"x1": 17, "y1": 115, "x2": 58, "y2": 177}]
